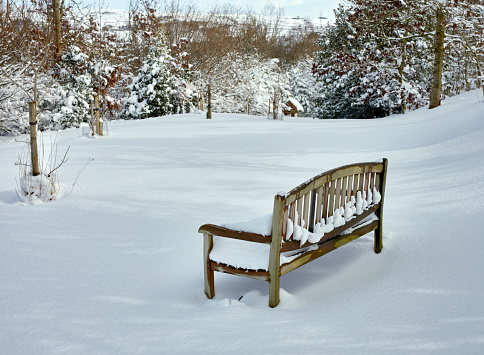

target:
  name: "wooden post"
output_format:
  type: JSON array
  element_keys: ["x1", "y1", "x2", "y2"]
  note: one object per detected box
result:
[
  {"x1": 94, "y1": 95, "x2": 102, "y2": 136},
  {"x1": 273, "y1": 91, "x2": 277, "y2": 120},
  {"x1": 269, "y1": 194, "x2": 285, "y2": 308},
  {"x1": 374, "y1": 158, "x2": 388, "y2": 254},
  {"x1": 203, "y1": 233, "x2": 215, "y2": 298},
  {"x1": 199, "y1": 90, "x2": 204, "y2": 111},
  {"x1": 207, "y1": 84, "x2": 212, "y2": 119},
  {"x1": 90, "y1": 101, "x2": 95, "y2": 136},
  {"x1": 29, "y1": 102, "x2": 40, "y2": 176}
]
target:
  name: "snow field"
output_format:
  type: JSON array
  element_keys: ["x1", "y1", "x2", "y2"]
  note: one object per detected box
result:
[{"x1": 0, "y1": 90, "x2": 484, "y2": 353}]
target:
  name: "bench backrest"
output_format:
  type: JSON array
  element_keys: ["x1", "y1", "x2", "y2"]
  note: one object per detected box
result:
[{"x1": 280, "y1": 159, "x2": 388, "y2": 243}]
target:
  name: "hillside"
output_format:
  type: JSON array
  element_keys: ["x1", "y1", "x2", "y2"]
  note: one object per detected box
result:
[{"x1": 0, "y1": 90, "x2": 483, "y2": 353}]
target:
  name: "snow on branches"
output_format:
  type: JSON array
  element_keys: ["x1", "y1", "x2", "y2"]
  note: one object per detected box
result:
[
  {"x1": 313, "y1": 2, "x2": 430, "y2": 119},
  {"x1": 124, "y1": 29, "x2": 196, "y2": 119}
]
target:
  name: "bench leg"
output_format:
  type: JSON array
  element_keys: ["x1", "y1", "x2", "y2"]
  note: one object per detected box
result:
[
  {"x1": 269, "y1": 273, "x2": 280, "y2": 308},
  {"x1": 374, "y1": 207, "x2": 383, "y2": 254},
  {"x1": 203, "y1": 233, "x2": 215, "y2": 298},
  {"x1": 374, "y1": 227, "x2": 382, "y2": 254}
]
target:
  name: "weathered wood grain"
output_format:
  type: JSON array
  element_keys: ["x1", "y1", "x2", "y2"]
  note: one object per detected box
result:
[
  {"x1": 203, "y1": 233, "x2": 215, "y2": 298},
  {"x1": 269, "y1": 194, "x2": 285, "y2": 308}
]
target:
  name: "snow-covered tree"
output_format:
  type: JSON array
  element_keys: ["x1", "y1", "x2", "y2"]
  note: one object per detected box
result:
[
  {"x1": 203, "y1": 53, "x2": 290, "y2": 116},
  {"x1": 313, "y1": 3, "x2": 431, "y2": 119},
  {"x1": 44, "y1": 45, "x2": 93, "y2": 129},
  {"x1": 168, "y1": 37, "x2": 197, "y2": 114},
  {"x1": 288, "y1": 58, "x2": 319, "y2": 116},
  {"x1": 124, "y1": 28, "x2": 172, "y2": 119},
  {"x1": 36, "y1": 43, "x2": 121, "y2": 131}
]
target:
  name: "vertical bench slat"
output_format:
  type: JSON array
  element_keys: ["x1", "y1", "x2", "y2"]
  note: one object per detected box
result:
[
  {"x1": 303, "y1": 192, "x2": 310, "y2": 230},
  {"x1": 323, "y1": 182, "x2": 330, "y2": 220},
  {"x1": 346, "y1": 174, "x2": 354, "y2": 202},
  {"x1": 308, "y1": 190, "x2": 317, "y2": 232},
  {"x1": 289, "y1": 201, "x2": 296, "y2": 241},
  {"x1": 282, "y1": 206, "x2": 288, "y2": 241},
  {"x1": 358, "y1": 172, "x2": 365, "y2": 192},
  {"x1": 341, "y1": 176, "x2": 348, "y2": 208},
  {"x1": 328, "y1": 180, "x2": 335, "y2": 217},
  {"x1": 353, "y1": 173, "x2": 359, "y2": 199},
  {"x1": 297, "y1": 196, "x2": 303, "y2": 227},
  {"x1": 336, "y1": 178, "x2": 342, "y2": 210},
  {"x1": 315, "y1": 186, "x2": 323, "y2": 225},
  {"x1": 365, "y1": 173, "x2": 370, "y2": 196}
]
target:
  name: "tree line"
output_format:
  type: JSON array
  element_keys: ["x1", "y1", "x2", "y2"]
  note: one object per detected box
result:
[
  {"x1": 0, "y1": 0, "x2": 320, "y2": 134},
  {"x1": 1, "y1": 0, "x2": 483, "y2": 135},
  {"x1": 313, "y1": 0, "x2": 484, "y2": 119}
]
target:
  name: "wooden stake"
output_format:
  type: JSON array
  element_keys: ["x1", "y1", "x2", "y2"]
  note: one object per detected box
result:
[
  {"x1": 28, "y1": 102, "x2": 40, "y2": 176},
  {"x1": 95, "y1": 95, "x2": 102, "y2": 136},
  {"x1": 90, "y1": 101, "x2": 95, "y2": 136}
]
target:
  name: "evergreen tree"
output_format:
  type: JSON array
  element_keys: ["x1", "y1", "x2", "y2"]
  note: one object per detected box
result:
[
  {"x1": 288, "y1": 58, "x2": 318, "y2": 116},
  {"x1": 313, "y1": 3, "x2": 430, "y2": 119},
  {"x1": 38, "y1": 44, "x2": 121, "y2": 131},
  {"x1": 168, "y1": 38, "x2": 197, "y2": 114},
  {"x1": 125, "y1": 28, "x2": 172, "y2": 119},
  {"x1": 47, "y1": 45, "x2": 93, "y2": 129}
]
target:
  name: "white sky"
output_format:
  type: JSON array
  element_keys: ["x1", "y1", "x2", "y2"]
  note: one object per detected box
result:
[{"x1": 104, "y1": 0, "x2": 341, "y2": 19}]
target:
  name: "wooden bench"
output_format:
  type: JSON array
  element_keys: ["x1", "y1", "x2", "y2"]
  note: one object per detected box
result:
[{"x1": 199, "y1": 159, "x2": 388, "y2": 307}]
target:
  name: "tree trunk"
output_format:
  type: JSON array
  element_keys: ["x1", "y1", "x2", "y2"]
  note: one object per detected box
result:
[
  {"x1": 53, "y1": 0, "x2": 62, "y2": 58},
  {"x1": 29, "y1": 102, "x2": 40, "y2": 176},
  {"x1": 429, "y1": 5, "x2": 445, "y2": 109},
  {"x1": 206, "y1": 84, "x2": 212, "y2": 119}
]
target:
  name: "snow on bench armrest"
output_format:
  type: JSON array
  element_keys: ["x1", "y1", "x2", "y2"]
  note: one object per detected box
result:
[
  {"x1": 221, "y1": 214, "x2": 273, "y2": 236},
  {"x1": 198, "y1": 214, "x2": 273, "y2": 244}
]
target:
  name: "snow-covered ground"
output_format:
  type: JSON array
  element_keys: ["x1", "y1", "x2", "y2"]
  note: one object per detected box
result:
[{"x1": 1, "y1": 90, "x2": 484, "y2": 353}]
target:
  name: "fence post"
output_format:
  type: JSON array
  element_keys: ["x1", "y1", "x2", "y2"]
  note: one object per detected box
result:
[{"x1": 29, "y1": 102, "x2": 40, "y2": 176}]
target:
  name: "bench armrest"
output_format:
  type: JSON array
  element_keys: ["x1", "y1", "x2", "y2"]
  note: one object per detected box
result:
[{"x1": 198, "y1": 224, "x2": 271, "y2": 244}]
